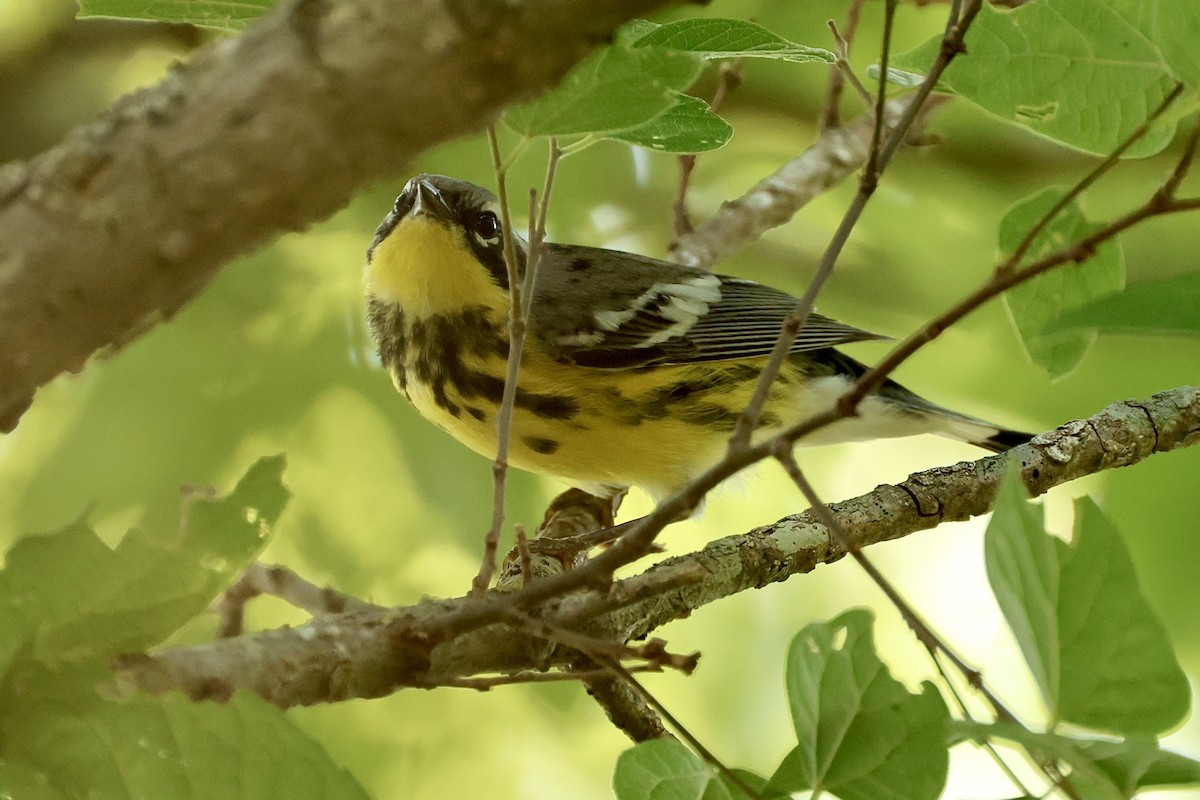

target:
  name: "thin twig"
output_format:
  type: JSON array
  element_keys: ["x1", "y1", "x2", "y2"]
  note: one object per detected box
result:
[
  {"x1": 772, "y1": 446, "x2": 1019, "y2": 724},
  {"x1": 929, "y1": 653, "x2": 1035, "y2": 798},
  {"x1": 522, "y1": 139, "x2": 563, "y2": 319},
  {"x1": 473, "y1": 126, "x2": 522, "y2": 597},
  {"x1": 215, "y1": 562, "x2": 380, "y2": 637},
  {"x1": 473, "y1": 133, "x2": 561, "y2": 597},
  {"x1": 827, "y1": 18, "x2": 874, "y2": 114},
  {"x1": 844, "y1": 110, "x2": 1200, "y2": 412},
  {"x1": 673, "y1": 59, "x2": 745, "y2": 239},
  {"x1": 876, "y1": 0, "x2": 979, "y2": 176},
  {"x1": 822, "y1": 0, "x2": 869, "y2": 129},
  {"x1": 602, "y1": 658, "x2": 765, "y2": 800},
  {"x1": 507, "y1": 608, "x2": 698, "y2": 673},
  {"x1": 864, "y1": 0, "x2": 900, "y2": 180},
  {"x1": 671, "y1": 95, "x2": 929, "y2": 269},
  {"x1": 514, "y1": 525, "x2": 534, "y2": 587}
]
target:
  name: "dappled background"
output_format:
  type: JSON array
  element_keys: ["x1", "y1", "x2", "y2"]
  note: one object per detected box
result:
[{"x1": 2, "y1": 1, "x2": 1198, "y2": 797}]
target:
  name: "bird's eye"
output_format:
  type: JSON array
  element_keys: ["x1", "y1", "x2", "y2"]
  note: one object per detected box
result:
[{"x1": 474, "y1": 211, "x2": 501, "y2": 242}]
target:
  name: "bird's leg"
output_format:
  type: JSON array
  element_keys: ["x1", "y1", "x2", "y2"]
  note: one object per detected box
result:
[{"x1": 499, "y1": 489, "x2": 676, "y2": 586}]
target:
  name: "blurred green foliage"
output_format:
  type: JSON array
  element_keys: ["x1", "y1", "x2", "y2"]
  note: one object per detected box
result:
[{"x1": 2, "y1": 1, "x2": 1199, "y2": 798}]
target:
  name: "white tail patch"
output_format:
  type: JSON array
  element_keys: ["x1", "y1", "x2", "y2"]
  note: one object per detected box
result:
[{"x1": 789, "y1": 376, "x2": 1000, "y2": 447}]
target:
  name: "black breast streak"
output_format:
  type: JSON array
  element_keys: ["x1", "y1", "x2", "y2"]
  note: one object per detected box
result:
[
  {"x1": 400, "y1": 305, "x2": 579, "y2": 422},
  {"x1": 600, "y1": 386, "x2": 646, "y2": 427},
  {"x1": 676, "y1": 403, "x2": 739, "y2": 431},
  {"x1": 454, "y1": 371, "x2": 580, "y2": 421},
  {"x1": 366, "y1": 300, "x2": 409, "y2": 394},
  {"x1": 523, "y1": 436, "x2": 560, "y2": 455},
  {"x1": 627, "y1": 364, "x2": 762, "y2": 431}
]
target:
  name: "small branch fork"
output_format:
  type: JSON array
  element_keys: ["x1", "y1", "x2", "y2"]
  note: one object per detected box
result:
[
  {"x1": 822, "y1": 0, "x2": 869, "y2": 129},
  {"x1": 215, "y1": 562, "x2": 382, "y2": 638}
]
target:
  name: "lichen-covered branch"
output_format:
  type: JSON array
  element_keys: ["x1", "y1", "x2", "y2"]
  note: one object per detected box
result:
[{"x1": 112, "y1": 385, "x2": 1200, "y2": 707}]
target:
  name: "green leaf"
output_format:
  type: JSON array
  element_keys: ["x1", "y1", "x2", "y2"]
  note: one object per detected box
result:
[
  {"x1": 955, "y1": 725, "x2": 1200, "y2": 798},
  {"x1": 1077, "y1": 738, "x2": 1200, "y2": 795},
  {"x1": 612, "y1": 739, "x2": 765, "y2": 800},
  {"x1": 982, "y1": 467, "x2": 1061, "y2": 713},
  {"x1": 1050, "y1": 271, "x2": 1200, "y2": 336},
  {"x1": 0, "y1": 519, "x2": 115, "y2": 674},
  {"x1": 0, "y1": 456, "x2": 288, "y2": 671},
  {"x1": 1153, "y1": 0, "x2": 1200, "y2": 87},
  {"x1": 892, "y1": 0, "x2": 1178, "y2": 157},
  {"x1": 503, "y1": 41, "x2": 703, "y2": 138},
  {"x1": 631, "y1": 18, "x2": 833, "y2": 64},
  {"x1": 0, "y1": 759, "x2": 70, "y2": 800},
  {"x1": 767, "y1": 609, "x2": 949, "y2": 800},
  {"x1": 984, "y1": 472, "x2": 1190, "y2": 735},
  {"x1": 951, "y1": 722, "x2": 1126, "y2": 800},
  {"x1": 610, "y1": 94, "x2": 733, "y2": 153},
  {"x1": 1000, "y1": 188, "x2": 1124, "y2": 379},
  {"x1": 1056, "y1": 498, "x2": 1189, "y2": 733},
  {"x1": 77, "y1": 0, "x2": 274, "y2": 30},
  {"x1": 8, "y1": 693, "x2": 369, "y2": 800},
  {"x1": 717, "y1": 770, "x2": 778, "y2": 800}
]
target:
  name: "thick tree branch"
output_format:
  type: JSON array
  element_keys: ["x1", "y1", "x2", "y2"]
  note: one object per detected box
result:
[
  {"x1": 112, "y1": 385, "x2": 1200, "y2": 707},
  {"x1": 0, "y1": 0, "x2": 669, "y2": 432}
]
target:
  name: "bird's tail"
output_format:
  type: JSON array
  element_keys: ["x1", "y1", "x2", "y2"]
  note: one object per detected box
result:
[
  {"x1": 886, "y1": 386, "x2": 1034, "y2": 454},
  {"x1": 820, "y1": 350, "x2": 1034, "y2": 453},
  {"x1": 969, "y1": 426, "x2": 1034, "y2": 454}
]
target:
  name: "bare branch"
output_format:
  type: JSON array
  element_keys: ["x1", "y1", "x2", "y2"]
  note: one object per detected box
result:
[
  {"x1": 669, "y1": 96, "x2": 921, "y2": 270},
  {"x1": 216, "y1": 561, "x2": 381, "y2": 638},
  {"x1": 573, "y1": 652, "x2": 671, "y2": 741}
]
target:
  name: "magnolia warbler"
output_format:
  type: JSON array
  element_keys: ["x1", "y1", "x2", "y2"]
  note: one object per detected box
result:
[{"x1": 364, "y1": 174, "x2": 1029, "y2": 504}]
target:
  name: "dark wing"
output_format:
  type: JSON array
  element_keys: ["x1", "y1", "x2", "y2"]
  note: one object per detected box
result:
[{"x1": 531, "y1": 244, "x2": 888, "y2": 370}]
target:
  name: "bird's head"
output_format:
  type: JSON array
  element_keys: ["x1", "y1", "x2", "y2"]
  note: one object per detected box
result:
[{"x1": 365, "y1": 175, "x2": 519, "y2": 316}]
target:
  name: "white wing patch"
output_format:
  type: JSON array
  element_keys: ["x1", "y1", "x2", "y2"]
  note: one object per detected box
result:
[
  {"x1": 593, "y1": 274, "x2": 722, "y2": 348},
  {"x1": 595, "y1": 306, "x2": 638, "y2": 331}
]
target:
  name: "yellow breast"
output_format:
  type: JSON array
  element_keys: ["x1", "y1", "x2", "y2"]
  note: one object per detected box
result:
[{"x1": 365, "y1": 215, "x2": 507, "y2": 317}]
